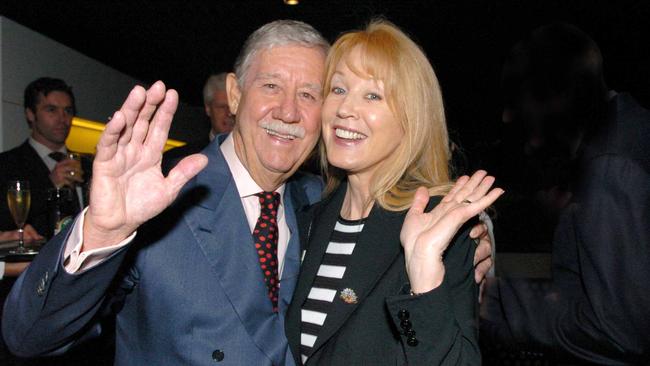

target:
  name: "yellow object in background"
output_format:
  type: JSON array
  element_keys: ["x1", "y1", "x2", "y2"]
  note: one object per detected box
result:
[{"x1": 65, "y1": 117, "x2": 186, "y2": 155}]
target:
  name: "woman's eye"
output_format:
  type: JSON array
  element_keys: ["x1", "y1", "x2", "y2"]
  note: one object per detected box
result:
[
  {"x1": 366, "y1": 93, "x2": 382, "y2": 101},
  {"x1": 331, "y1": 87, "x2": 345, "y2": 95}
]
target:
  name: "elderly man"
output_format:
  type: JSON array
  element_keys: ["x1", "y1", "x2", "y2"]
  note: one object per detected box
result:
[
  {"x1": 3, "y1": 20, "x2": 492, "y2": 365},
  {"x1": 4, "y1": 20, "x2": 325, "y2": 366}
]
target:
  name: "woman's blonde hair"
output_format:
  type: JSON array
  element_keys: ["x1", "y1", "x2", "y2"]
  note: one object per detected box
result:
[{"x1": 321, "y1": 19, "x2": 452, "y2": 211}]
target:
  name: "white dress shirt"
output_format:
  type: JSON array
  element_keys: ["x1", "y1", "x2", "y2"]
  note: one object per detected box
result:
[
  {"x1": 28, "y1": 137, "x2": 66, "y2": 172},
  {"x1": 64, "y1": 134, "x2": 291, "y2": 278},
  {"x1": 29, "y1": 137, "x2": 84, "y2": 209}
]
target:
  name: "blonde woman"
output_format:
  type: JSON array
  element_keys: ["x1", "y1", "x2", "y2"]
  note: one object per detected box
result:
[{"x1": 286, "y1": 20, "x2": 503, "y2": 365}]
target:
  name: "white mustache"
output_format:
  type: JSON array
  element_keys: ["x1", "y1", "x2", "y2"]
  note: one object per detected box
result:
[{"x1": 259, "y1": 120, "x2": 305, "y2": 139}]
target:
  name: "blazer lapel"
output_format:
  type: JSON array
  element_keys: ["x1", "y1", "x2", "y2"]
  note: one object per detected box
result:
[
  {"x1": 279, "y1": 180, "x2": 309, "y2": 314},
  {"x1": 312, "y1": 202, "x2": 404, "y2": 354},
  {"x1": 183, "y1": 139, "x2": 287, "y2": 364},
  {"x1": 286, "y1": 184, "x2": 345, "y2": 360},
  {"x1": 287, "y1": 183, "x2": 406, "y2": 359}
]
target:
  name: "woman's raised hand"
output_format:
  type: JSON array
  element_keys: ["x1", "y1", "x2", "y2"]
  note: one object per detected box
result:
[{"x1": 400, "y1": 171, "x2": 504, "y2": 294}]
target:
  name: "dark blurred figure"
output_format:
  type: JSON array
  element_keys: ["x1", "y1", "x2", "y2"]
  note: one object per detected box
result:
[
  {"x1": 162, "y1": 72, "x2": 234, "y2": 173},
  {"x1": 0, "y1": 77, "x2": 91, "y2": 238},
  {"x1": 481, "y1": 23, "x2": 650, "y2": 365}
]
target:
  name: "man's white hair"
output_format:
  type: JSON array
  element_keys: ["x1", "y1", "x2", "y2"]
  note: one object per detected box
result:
[{"x1": 233, "y1": 20, "x2": 330, "y2": 86}]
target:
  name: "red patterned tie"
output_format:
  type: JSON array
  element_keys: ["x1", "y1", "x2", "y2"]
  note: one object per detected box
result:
[{"x1": 253, "y1": 192, "x2": 281, "y2": 312}]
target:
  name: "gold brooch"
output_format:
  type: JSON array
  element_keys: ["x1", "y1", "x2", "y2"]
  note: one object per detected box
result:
[{"x1": 339, "y1": 288, "x2": 358, "y2": 304}]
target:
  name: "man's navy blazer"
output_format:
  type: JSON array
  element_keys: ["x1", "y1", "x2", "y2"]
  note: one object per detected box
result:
[{"x1": 2, "y1": 136, "x2": 323, "y2": 365}]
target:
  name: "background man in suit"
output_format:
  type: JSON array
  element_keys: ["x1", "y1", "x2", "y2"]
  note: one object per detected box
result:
[
  {"x1": 0, "y1": 77, "x2": 89, "y2": 238},
  {"x1": 481, "y1": 23, "x2": 650, "y2": 364}
]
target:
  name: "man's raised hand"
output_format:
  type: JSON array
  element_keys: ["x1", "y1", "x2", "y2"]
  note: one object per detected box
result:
[{"x1": 83, "y1": 82, "x2": 208, "y2": 251}]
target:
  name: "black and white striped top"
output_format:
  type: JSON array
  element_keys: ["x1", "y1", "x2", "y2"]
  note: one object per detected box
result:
[{"x1": 299, "y1": 216, "x2": 365, "y2": 364}]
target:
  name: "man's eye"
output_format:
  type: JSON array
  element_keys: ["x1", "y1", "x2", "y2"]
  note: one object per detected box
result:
[
  {"x1": 64, "y1": 107, "x2": 74, "y2": 115},
  {"x1": 264, "y1": 83, "x2": 277, "y2": 89},
  {"x1": 300, "y1": 92, "x2": 316, "y2": 101}
]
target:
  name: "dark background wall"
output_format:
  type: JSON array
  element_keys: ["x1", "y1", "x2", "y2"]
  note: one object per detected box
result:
[{"x1": 1, "y1": 0, "x2": 648, "y2": 146}]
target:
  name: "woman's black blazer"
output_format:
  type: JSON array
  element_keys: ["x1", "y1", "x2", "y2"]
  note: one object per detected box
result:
[{"x1": 286, "y1": 183, "x2": 480, "y2": 365}]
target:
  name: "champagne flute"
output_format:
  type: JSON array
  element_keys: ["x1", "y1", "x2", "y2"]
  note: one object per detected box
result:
[{"x1": 7, "y1": 180, "x2": 36, "y2": 254}]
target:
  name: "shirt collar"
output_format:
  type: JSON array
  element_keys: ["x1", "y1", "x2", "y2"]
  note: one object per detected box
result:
[
  {"x1": 28, "y1": 137, "x2": 67, "y2": 161},
  {"x1": 220, "y1": 133, "x2": 285, "y2": 199}
]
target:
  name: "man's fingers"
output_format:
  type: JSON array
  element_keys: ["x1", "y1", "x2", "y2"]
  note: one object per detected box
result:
[
  {"x1": 118, "y1": 85, "x2": 148, "y2": 123},
  {"x1": 478, "y1": 278, "x2": 487, "y2": 303},
  {"x1": 406, "y1": 186, "x2": 430, "y2": 218},
  {"x1": 95, "y1": 110, "x2": 126, "y2": 162},
  {"x1": 130, "y1": 114, "x2": 151, "y2": 146},
  {"x1": 469, "y1": 222, "x2": 488, "y2": 239},
  {"x1": 130, "y1": 81, "x2": 169, "y2": 145},
  {"x1": 473, "y1": 231, "x2": 492, "y2": 265},
  {"x1": 145, "y1": 89, "x2": 179, "y2": 153},
  {"x1": 474, "y1": 258, "x2": 493, "y2": 284},
  {"x1": 165, "y1": 153, "x2": 208, "y2": 196},
  {"x1": 115, "y1": 85, "x2": 149, "y2": 147}
]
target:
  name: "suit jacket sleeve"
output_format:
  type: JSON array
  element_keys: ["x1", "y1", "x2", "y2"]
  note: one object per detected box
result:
[
  {"x1": 483, "y1": 154, "x2": 650, "y2": 363},
  {"x1": 385, "y1": 224, "x2": 480, "y2": 365},
  {"x1": 2, "y1": 221, "x2": 131, "y2": 358}
]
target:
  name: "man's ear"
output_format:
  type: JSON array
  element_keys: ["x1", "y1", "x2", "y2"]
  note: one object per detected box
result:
[
  {"x1": 25, "y1": 108, "x2": 35, "y2": 128},
  {"x1": 226, "y1": 73, "x2": 242, "y2": 115}
]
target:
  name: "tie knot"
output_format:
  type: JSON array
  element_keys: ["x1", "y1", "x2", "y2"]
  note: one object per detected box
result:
[
  {"x1": 255, "y1": 191, "x2": 280, "y2": 212},
  {"x1": 49, "y1": 151, "x2": 67, "y2": 162}
]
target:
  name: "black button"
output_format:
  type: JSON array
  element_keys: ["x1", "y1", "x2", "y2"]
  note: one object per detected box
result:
[
  {"x1": 400, "y1": 319, "x2": 412, "y2": 330},
  {"x1": 212, "y1": 349, "x2": 224, "y2": 362},
  {"x1": 398, "y1": 309, "x2": 410, "y2": 320},
  {"x1": 407, "y1": 337, "x2": 419, "y2": 347},
  {"x1": 405, "y1": 329, "x2": 416, "y2": 338}
]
